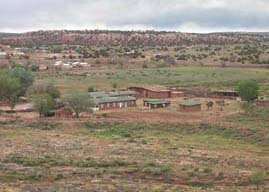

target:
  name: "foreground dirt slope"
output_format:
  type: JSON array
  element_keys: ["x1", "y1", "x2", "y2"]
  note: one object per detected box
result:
[{"x1": 0, "y1": 116, "x2": 268, "y2": 192}]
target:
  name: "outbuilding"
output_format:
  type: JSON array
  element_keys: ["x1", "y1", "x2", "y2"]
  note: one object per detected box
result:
[
  {"x1": 178, "y1": 101, "x2": 202, "y2": 112},
  {"x1": 144, "y1": 99, "x2": 171, "y2": 109}
]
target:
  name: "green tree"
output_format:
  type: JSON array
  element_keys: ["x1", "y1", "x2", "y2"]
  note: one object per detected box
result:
[
  {"x1": 27, "y1": 82, "x2": 60, "y2": 99},
  {"x1": 88, "y1": 86, "x2": 97, "y2": 93},
  {"x1": 10, "y1": 67, "x2": 34, "y2": 96},
  {"x1": 31, "y1": 94, "x2": 55, "y2": 117},
  {"x1": 0, "y1": 71, "x2": 21, "y2": 110},
  {"x1": 237, "y1": 80, "x2": 259, "y2": 102},
  {"x1": 46, "y1": 83, "x2": 61, "y2": 99},
  {"x1": 64, "y1": 93, "x2": 95, "y2": 118}
]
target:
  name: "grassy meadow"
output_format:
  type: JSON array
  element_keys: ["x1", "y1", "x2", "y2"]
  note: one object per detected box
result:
[{"x1": 37, "y1": 66, "x2": 269, "y2": 95}]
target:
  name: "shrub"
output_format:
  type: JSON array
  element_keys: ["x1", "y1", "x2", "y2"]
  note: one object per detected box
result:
[
  {"x1": 237, "y1": 80, "x2": 259, "y2": 102},
  {"x1": 88, "y1": 86, "x2": 97, "y2": 92},
  {"x1": 249, "y1": 171, "x2": 265, "y2": 188}
]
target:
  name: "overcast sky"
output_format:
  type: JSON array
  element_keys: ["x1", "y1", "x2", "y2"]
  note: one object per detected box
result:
[{"x1": 1, "y1": 0, "x2": 269, "y2": 33}]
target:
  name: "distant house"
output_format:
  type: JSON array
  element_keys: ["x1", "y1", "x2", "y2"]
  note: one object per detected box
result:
[
  {"x1": 62, "y1": 63, "x2": 73, "y2": 70},
  {"x1": 39, "y1": 64, "x2": 48, "y2": 71},
  {"x1": 71, "y1": 62, "x2": 90, "y2": 68},
  {"x1": 144, "y1": 99, "x2": 171, "y2": 109},
  {"x1": 12, "y1": 52, "x2": 25, "y2": 56},
  {"x1": 178, "y1": 101, "x2": 202, "y2": 112},
  {"x1": 54, "y1": 61, "x2": 64, "y2": 66}
]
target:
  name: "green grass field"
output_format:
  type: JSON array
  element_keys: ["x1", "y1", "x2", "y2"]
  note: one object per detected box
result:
[{"x1": 38, "y1": 66, "x2": 269, "y2": 95}]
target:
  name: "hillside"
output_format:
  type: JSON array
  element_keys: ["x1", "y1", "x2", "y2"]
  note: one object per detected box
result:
[{"x1": 1, "y1": 30, "x2": 269, "y2": 46}]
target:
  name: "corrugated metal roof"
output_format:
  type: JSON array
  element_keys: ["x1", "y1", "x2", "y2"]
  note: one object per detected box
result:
[
  {"x1": 129, "y1": 85, "x2": 170, "y2": 92},
  {"x1": 144, "y1": 99, "x2": 170, "y2": 105},
  {"x1": 179, "y1": 101, "x2": 202, "y2": 106},
  {"x1": 90, "y1": 90, "x2": 137, "y2": 98}
]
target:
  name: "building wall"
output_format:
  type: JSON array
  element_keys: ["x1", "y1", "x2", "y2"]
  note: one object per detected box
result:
[
  {"x1": 98, "y1": 100, "x2": 136, "y2": 110},
  {"x1": 129, "y1": 87, "x2": 171, "y2": 99},
  {"x1": 210, "y1": 92, "x2": 239, "y2": 100},
  {"x1": 144, "y1": 102, "x2": 170, "y2": 109},
  {"x1": 179, "y1": 105, "x2": 202, "y2": 112},
  {"x1": 171, "y1": 91, "x2": 184, "y2": 98}
]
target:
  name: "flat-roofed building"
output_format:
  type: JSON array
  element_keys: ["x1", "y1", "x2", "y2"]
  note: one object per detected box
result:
[
  {"x1": 144, "y1": 99, "x2": 171, "y2": 109},
  {"x1": 178, "y1": 101, "x2": 202, "y2": 112}
]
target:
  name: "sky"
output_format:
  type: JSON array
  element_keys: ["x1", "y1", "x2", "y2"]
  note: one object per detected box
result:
[{"x1": 1, "y1": 0, "x2": 269, "y2": 33}]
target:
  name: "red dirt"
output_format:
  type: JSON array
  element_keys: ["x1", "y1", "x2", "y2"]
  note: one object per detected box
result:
[{"x1": 107, "y1": 111, "x2": 202, "y2": 123}]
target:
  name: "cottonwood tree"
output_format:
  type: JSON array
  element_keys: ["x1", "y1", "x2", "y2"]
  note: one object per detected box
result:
[
  {"x1": 0, "y1": 71, "x2": 21, "y2": 110},
  {"x1": 237, "y1": 80, "x2": 259, "y2": 103},
  {"x1": 27, "y1": 82, "x2": 60, "y2": 99},
  {"x1": 10, "y1": 67, "x2": 34, "y2": 96},
  {"x1": 31, "y1": 94, "x2": 55, "y2": 117},
  {"x1": 64, "y1": 93, "x2": 95, "y2": 118}
]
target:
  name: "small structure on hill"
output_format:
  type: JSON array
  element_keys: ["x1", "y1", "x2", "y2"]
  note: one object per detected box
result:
[
  {"x1": 178, "y1": 101, "x2": 202, "y2": 112},
  {"x1": 144, "y1": 99, "x2": 171, "y2": 109},
  {"x1": 212, "y1": 90, "x2": 239, "y2": 99},
  {"x1": 55, "y1": 108, "x2": 73, "y2": 119}
]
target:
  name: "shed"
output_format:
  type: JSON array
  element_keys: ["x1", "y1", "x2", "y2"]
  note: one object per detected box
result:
[
  {"x1": 178, "y1": 101, "x2": 202, "y2": 112},
  {"x1": 144, "y1": 99, "x2": 171, "y2": 109}
]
